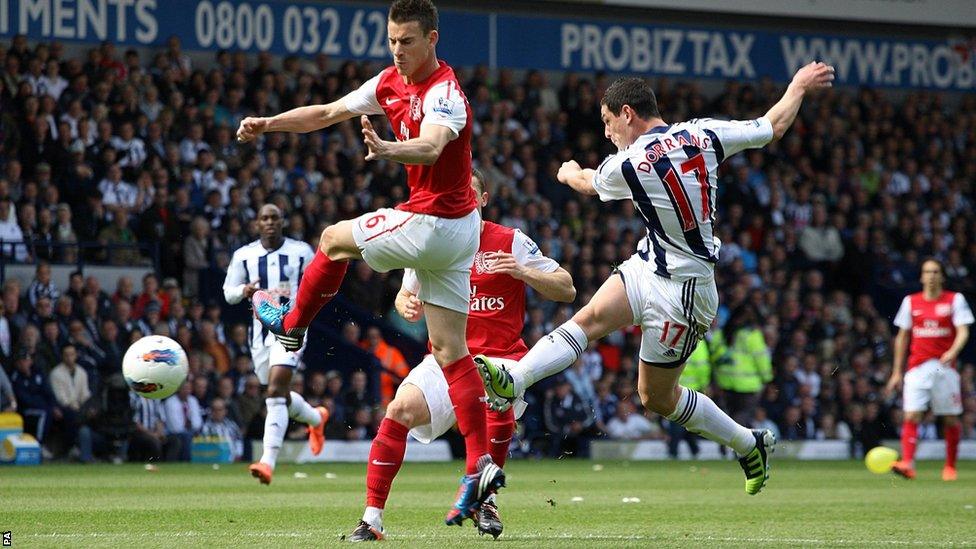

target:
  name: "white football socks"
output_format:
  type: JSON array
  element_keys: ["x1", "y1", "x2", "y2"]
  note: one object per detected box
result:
[
  {"x1": 260, "y1": 397, "x2": 289, "y2": 469},
  {"x1": 287, "y1": 391, "x2": 321, "y2": 426},
  {"x1": 509, "y1": 320, "x2": 588, "y2": 397},
  {"x1": 668, "y1": 386, "x2": 756, "y2": 456},
  {"x1": 363, "y1": 506, "x2": 384, "y2": 530}
]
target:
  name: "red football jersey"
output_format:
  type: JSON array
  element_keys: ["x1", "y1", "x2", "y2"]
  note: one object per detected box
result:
[
  {"x1": 403, "y1": 221, "x2": 559, "y2": 360},
  {"x1": 344, "y1": 61, "x2": 476, "y2": 219},
  {"x1": 894, "y1": 291, "x2": 974, "y2": 370}
]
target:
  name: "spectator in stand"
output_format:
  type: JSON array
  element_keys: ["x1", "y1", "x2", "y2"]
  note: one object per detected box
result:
[
  {"x1": 235, "y1": 374, "x2": 264, "y2": 441},
  {"x1": 199, "y1": 320, "x2": 231, "y2": 375},
  {"x1": 97, "y1": 210, "x2": 140, "y2": 266},
  {"x1": 193, "y1": 376, "x2": 212, "y2": 411},
  {"x1": 360, "y1": 326, "x2": 409, "y2": 408},
  {"x1": 343, "y1": 370, "x2": 376, "y2": 417},
  {"x1": 163, "y1": 380, "x2": 203, "y2": 461},
  {"x1": 543, "y1": 378, "x2": 594, "y2": 458},
  {"x1": 0, "y1": 298, "x2": 13, "y2": 371},
  {"x1": 11, "y1": 350, "x2": 58, "y2": 443},
  {"x1": 0, "y1": 365, "x2": 17, "y2": 412},
  {"x1": 133, "y1": 273, "x2": 168, "y2": 318},
  {"x1": 27, "y1": 261, "x2": 59, "y2": 309},
  {"x1": 606, "y1": 400, "x2": 661, "y2": 441},
  {"x1": 200, "y1": 397, "x2": 243, "y2": 461},
  {"x1": 182, "y1": 216, "x2": 213, "y2": 298},
  {"x1": 0, "y1": 195, "x2": 29, "y2": 262},
  {"x1": 49, "y1": 343, "x2": 91, "y2": 457},
  {"x1": 129, "y1": 392, "x2": 166, "y2": 462}
]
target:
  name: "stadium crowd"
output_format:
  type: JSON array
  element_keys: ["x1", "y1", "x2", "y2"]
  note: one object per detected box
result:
[{"x1": 0, "y1": 35, "x2": 974, "y2": 463}]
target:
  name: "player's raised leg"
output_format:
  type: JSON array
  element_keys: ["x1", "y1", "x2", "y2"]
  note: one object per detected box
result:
[
  {"x1": 479, "y1": 274, "x2": 631, "y2": 410},
  {"x1": 637, "y1": 360, "x2": 773, "y2": 494},
  {"x1": 252, "y1": 222, "x2": 358, "y2": 350},
  {"x1": 349, "y1": 384, "x2": 431, "y2": 542}
]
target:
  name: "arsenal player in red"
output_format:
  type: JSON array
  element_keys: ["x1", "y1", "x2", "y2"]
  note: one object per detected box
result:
[
  {"x1": 886, "y1": 258, "x2": 973, "y2": 481},
  {"x1": 348, "y1": 170, "x2": 574, "y2": 541},
  {"x1": 236, "y1": 0, "x2": 503, "y2": 522}
]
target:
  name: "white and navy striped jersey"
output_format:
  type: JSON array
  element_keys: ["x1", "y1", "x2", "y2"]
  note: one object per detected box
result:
[
  {"x1": 131, "y1": 393, "x2": 166, "y2": 430},
  {"x1": 594, "y1": 117, "x2": 774, "y2": 280},
  {"x1": 223, "y1": 238, "x2": 315, "y2": 348}
]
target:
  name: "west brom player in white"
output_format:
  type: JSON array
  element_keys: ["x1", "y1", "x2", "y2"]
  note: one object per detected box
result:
[
  {"x1": 479, "y1": 62, "x2": 835, "y2": 495},
  {"x1": 223, "y1": 204, "x2": 329, "y2": 484}
]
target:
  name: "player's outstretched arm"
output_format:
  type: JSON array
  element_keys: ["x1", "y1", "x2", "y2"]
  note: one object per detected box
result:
[
  {"x1": 237, "y1": 99, "x2": 358, "y2": 143},
  {"x1": 487, "y1": 253, "x2": 576, "y2": 303},
  {"x1": 556, "y1": 160, "x2": 598, "y2": 195},
  {"x1": 764, "y1": 61, "x2": 835, "y2": 141},
  {"x1": 361, "y1": 116, "x2": 454, "y2": 165}
]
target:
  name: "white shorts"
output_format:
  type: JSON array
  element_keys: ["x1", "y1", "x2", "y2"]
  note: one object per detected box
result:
[
  {"x1": 401, "y1": 355, "x2": 525, "y2": 444},
  {"x1": 251, "y1": 333, "x2": 304, "y2": 385},
  {"x1": 352, "y1": 208, "x2": 479, "y2": 314},
  {"x1": 903, "y1": 359, "x2": 963, "y2": 415},
  {"x1": 616, "y1": 254, "x2": 718, "y2": 366}
]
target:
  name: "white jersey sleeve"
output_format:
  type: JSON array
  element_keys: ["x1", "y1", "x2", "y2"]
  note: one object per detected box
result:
[
  {"x1": 952, "y1": 293, "x2": 974, "y2": 326},
  {"x1": 223, "y1": 249, "x2": 249, "y2": 305},
  {"x1": 701, "y1": 117, "x2": 774, "y2": 158},
  {"x1": 402, "y1": 268, "x2": 421, "y2": 294},
  {"x1": 343, "y1": 73, "x2": 384, "y2": 115},
  {"x1": 591, "y1": 152, "x2": 633, "y2": 202},
  {"x1": 512, "y1": 230, "x2": 559, "y2": 273},
  {"x1": 421, "y1": 80, "x2": 467, "y2": 136},
  {"x1": 893, "y1": 296, "x2": 913, "y2": 331}
]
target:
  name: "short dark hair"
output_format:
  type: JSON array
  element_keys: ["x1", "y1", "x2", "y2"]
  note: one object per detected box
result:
[
  {"x1": 601, "y1": 77, "x2": 660, "y2": 119},
  {"x1": 471, "y1": 168, "x2": 488, "y2": 195},
  {"x1": 389, "y1": 0, "x2": 438, "y2": 35}
]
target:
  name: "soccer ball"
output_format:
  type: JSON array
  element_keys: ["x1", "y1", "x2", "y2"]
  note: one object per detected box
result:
[
  {"x1": 122, "y1": 335, "x2": 189, "y2": 400},
  {"x1": 864, "y1": 446, "x2": 899, "y2": 474}
]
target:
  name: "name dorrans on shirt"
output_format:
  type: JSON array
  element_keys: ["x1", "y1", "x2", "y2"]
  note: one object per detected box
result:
[
  {"x1": 894, "y1": 291, "x2": 974, "y2": 370},
  {"x1": 593, "y1": 117, "x2": 774, "y2": 280},
  {"x1": 343, "y1": 60, "x2": 476, "y2": 219},
  {"x1": 223, "y1": 237, "x2": 314, "y2": 347},
  {"x1": 405, "y1": 221, "x2": 558, "y2": 360}
]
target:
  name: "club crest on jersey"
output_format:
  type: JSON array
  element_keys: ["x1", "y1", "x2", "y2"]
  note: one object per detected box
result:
[
  {"x1": 936, "y1": 303, "x2": 952, "y2": 317},
  {"x1": 410, "y1": 95, "x2": 422, "y2": 121},
  {"x1": 473, "y1": 252, "x2": 495, "y2": 274}
]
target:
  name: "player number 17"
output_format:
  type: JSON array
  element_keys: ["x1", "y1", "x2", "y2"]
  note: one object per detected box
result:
[
  {"x1": 659, "y1": 321, "x2": 687, "y2": 348},
  {"x1": 660, "y1": 152, "x2": 712, "y2": 231}
]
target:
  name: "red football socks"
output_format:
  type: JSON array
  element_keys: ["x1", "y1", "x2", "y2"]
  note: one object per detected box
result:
[
  {"x1": 443, "y1": 355, "x2": 489, "y2": 474},
  {"x1": 901, "y1": 420, "x2": 918, "y2": 465},
  {"x1": 486, "y1": 407, "x2": 515, "y2": 468},
  {"x1": 365, "y1": 418, "x2": 409, "y2": 509},
  {"x1": 944, "y1": 423, "x2": 961, "y2": 469},
  {"x1": 283, "y1": 251, "x2": 348, "y2": 330}
]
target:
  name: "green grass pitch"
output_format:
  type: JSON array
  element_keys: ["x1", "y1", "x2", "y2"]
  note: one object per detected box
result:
[{"x1": 2, "y1": 460, "x2": 973, "y2": 547}]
